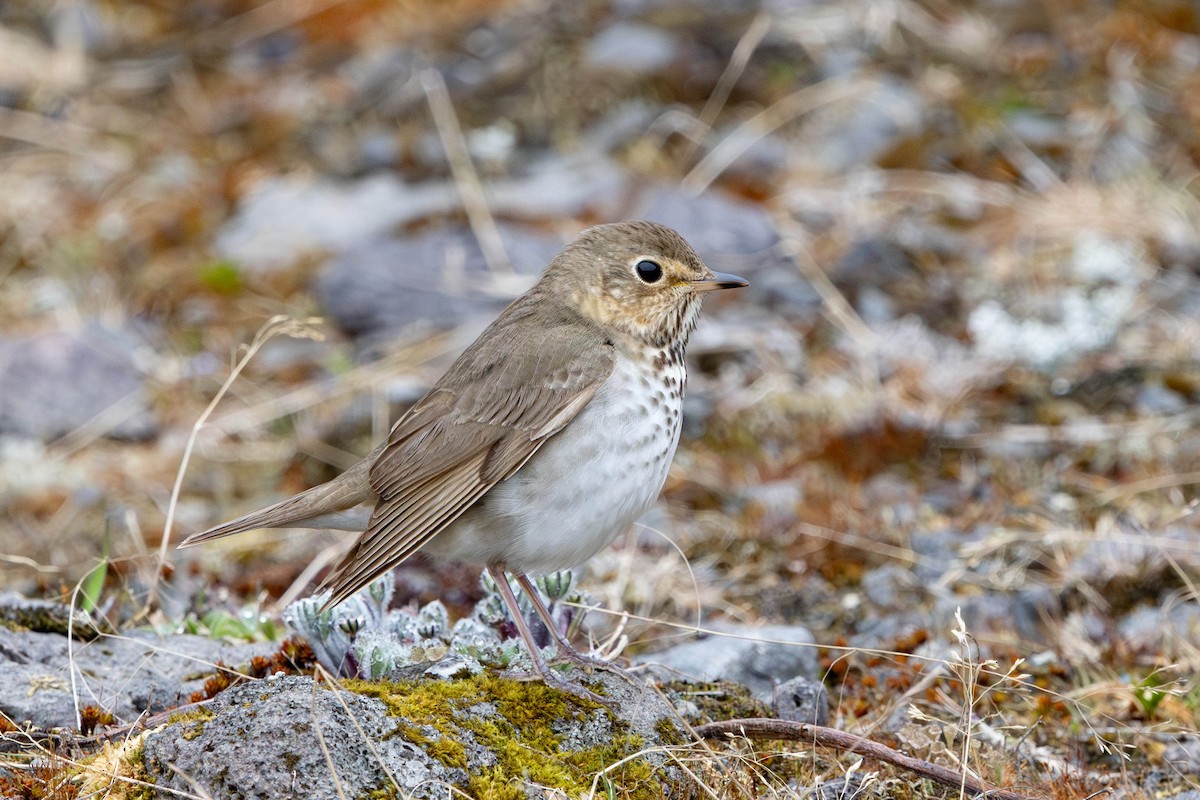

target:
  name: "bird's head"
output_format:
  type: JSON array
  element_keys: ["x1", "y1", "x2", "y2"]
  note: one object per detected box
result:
[{"x1": 543, "y1": 221, "x2": 747, "y2": 348}]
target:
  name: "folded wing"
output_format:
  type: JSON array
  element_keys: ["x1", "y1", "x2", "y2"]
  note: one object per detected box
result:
[{"x1": 319, "y1": 303, "x2": 614, "y2": 607}]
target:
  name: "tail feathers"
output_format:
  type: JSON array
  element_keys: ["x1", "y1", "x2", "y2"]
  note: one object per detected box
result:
[{"x1": 180, "y1": 467, "x2": 374, "y2": 547}]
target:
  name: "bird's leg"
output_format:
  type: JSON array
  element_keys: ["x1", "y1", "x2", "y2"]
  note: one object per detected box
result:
[
  {"x1": 486, "y1": 564, "x2": 615, "y2": 707},
  {"x1": 512, "y1": 572, "x2": 609, "y2": 670}
]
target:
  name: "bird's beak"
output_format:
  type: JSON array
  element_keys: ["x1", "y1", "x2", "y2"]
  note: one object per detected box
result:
[{"x1": 688, "y1": 271, "x2": 749, "y2": 293}]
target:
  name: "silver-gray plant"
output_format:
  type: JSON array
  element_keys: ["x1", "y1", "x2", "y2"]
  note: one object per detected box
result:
[{"x1": 283, "y1": 570, "x2": 589, "y2": 680}]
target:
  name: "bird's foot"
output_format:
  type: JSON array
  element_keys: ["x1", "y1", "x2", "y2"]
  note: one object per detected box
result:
[
  {"x1": 546, "y1": 646, "x2": 611, "y2": 671},
  {"x1": 500, "y1": 664, "x2": 618, "y2": 707},
  {"x1": 547, "y1": 648, "x2": 641, "y2": 689}
]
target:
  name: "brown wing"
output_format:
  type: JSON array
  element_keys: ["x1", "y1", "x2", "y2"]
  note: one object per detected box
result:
[{"x1": 319, "y1": 298, "x2": 614, "y2": 607}]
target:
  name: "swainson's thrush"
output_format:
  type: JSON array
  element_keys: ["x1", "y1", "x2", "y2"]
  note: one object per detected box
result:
[{"x1": 181, "y1": 221, "x2": 747, "y2": 702}]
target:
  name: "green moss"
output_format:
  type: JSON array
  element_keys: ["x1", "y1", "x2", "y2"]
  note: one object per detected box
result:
[
  {"x1": 653, "y1": 717, "x2": 687, "y2": 747},
  {"x1": 344, "y1": 674, "x2": 670, "y2": 798},
  {"x1": 165, "y1": 707, "x2": 216, "y2": 741}
]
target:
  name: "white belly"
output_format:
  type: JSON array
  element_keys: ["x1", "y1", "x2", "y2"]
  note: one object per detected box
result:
[{"x1": 425, "y1": 350, "x2": 685, "y2": 573}]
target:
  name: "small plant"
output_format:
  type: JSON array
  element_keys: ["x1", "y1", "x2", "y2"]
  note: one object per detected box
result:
[
  {"x1": 0, "y1": 751, "x2": 80, "y2": 800},
  {"x1": 178, "y1": 607, "x2": 284, "y2": 642},
  {"x1": 77, "y1": 550, "x2": 108, "y2": 616},
  {"x1": 1132, "y1": 672, "x2": 1169, "y2": 719},
  {"x1": 284, "y1": 571, "x2": 591, "y2": 680},
  {"x1": 77, "y1": 705, "x2": 115, "y2": 737}
]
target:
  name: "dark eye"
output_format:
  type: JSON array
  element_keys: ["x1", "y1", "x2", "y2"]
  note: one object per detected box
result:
[{"x1": 635, "y1": 259, "x2": 663, "y2": 283}]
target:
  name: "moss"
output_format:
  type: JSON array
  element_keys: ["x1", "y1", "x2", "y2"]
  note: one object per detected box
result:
[
  {"x1": 75, "y1": 732, "x2": 155, "y2": 800},
  {"x1": 165, "y1": 707, "x2": 216, "y2": 741},
  {"x1": 344, "y1": 674, "x2": 671, "y2": 798},
  {"x1": 653, "y1": 717, "x2": 687, "y2": 747}
]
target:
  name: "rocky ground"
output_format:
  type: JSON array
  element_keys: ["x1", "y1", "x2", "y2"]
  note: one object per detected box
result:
[{"x1": 2, "y1": 0, "x2": 1200, "y2": 797}]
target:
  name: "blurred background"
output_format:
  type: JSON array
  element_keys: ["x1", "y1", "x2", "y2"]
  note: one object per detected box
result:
[{"x1": 1, "y1": 0, "x2": 1200, "y2": 786}]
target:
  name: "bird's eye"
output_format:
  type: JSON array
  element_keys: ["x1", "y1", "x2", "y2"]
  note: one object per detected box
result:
[{"x1": 635, "y1": 259, "x2": 663, "y2": 283}]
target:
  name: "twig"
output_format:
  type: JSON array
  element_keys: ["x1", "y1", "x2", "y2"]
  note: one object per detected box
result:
[
  {"x1": 204, "y1": 0, "x2": 355, "y2": 47},
  {"x1": 0, "y1": 554, "x2": 62, "y2": 572},
  {"x1": 950, "y1": 609, "x2": 982, "y2": 799},
  {"x1": 683, "y1": 76, "x2": 870, "y2": 194},
  {"x1": 0, "y1": 107, "x2": 124, "y2": 168},
  {"x1": 148, "y1": 316, "x2": 323, "y2": 614},
  {"x1": 1097, "y1": 469, "x2": 1200, "y2": 505},
  {"x1": 310, "y1": 676, "x2": 350, "y2": 800},
  {"x1": 680, "y1": 12, "x2": 772, "y2": 165},
  {"x1": 944, "y1": 409, "x2": 1200, "y2": 449},
  {"x1": 770, "y1": 211, "x2": 879, "y2": 386},
  {"x1": 48, "y1": 388, "x2": 151, "y2": 457},
  {"x1": 420, "y1": 67, "x2": 513, "y2": 276},
  {"x1": 695, "y1": 718, "x2": 1044, "y2": 800},
  {"x1": 318, "y1": 667, "x2": 404, "y2": 794},
  {"x1": 208, "y1": 333, "x2": 452, "y2": 436},
  {"x1": 276, "y1": 543, "x2": 345, "y2": 610}
]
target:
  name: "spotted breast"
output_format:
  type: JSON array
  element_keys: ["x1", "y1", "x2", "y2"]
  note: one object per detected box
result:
[{"x1": 423, "y1": 342, "x2": 686, "y2": 573}]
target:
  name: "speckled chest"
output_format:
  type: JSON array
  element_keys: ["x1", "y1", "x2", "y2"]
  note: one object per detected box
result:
[
  {"x1": 524, "y1": 340, "x2": 686, "y2": 519},
  {"x1": 437, "y1": 342, "x2": 688, "y2": 573}
]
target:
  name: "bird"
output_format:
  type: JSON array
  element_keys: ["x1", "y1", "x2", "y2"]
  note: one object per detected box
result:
[{"x1": 180, "y1": 220, "x2": 747, "y2": 702}]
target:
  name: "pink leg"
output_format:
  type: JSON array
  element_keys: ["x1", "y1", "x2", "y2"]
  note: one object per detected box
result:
[
  {"x1": 486, "y1": 564, "x2": 614, "y2": 706},
  {"x1": 512, "y1": 572, "x2": 611, "y2": 669}
]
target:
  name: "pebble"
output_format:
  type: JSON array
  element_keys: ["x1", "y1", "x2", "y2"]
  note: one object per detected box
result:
[
  {"x1": 0, "y1": 621, "x2": 275, "y2": 729},
  {"x1": 0, "y1": 323, "x2": 156, "y2": 442},
  {"x1": 315, "y1": 223, "x2": 554, "y2": 339},
  {"x1": 772, "y1": 676, "x2": 830, "y2": 725},
  {"x1": 585, "y1": 22, "x2": 679, "y2": 74},
  {"x1": 216, "y1": 174, "x2": 457, "y2": 271},
  {"x1": 638, "y1": 622, "x2": 818, "y2": 700}
]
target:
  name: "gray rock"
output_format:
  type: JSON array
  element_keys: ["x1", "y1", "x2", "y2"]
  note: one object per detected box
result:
[
  {"x1": 216, "y1": 174, "x2": 458, "y2": 271},
  {"x1": 0, "y1": 625, "x2": 276, "y2": 729},
  {"x1": 1135, "y1": 383, "x2": 1187, "y2": 415},
  {"x1": 1119, "y1": 602, "x2": 1200, "y2": 655},
  {"x1": 143, "y1": 675, "x2": 447, "y2": 800},
  {"x1": 909, "y1": 529, "x2": 961, "y2": 584},
  {"x1": 829, "y1": 236, "x2": 914, "y2": 298},
  {"x1": 735, "y1": 480, "x2": 803, "y2": 529},
  {"x1": 772, "y1": 676, "x2": 829, "y2": 726},
  {"x1": 1162, "y1": 735, "x2": 1200, "y2": 774},
  {"x1": 640, "y1": 623, "x2": 818, "y2": 700},
  {"x1": 1011, "y1": 584, "x2": 1061, "y2": 644},
  {"x1": 1006, "y1": 110, "x2": 1071, "y2": 149},
  {"x1": 141, "y1": 670, "x2": 687, "y2": 799},
  {"x1": 851, "y1": 613, "x2": 932, "y2": 651},
  {"x1": 219, "y1": 154, "x2": 630, "y2": 273},
  {"x1": 1067, "y1": 524, "x2": 1198, "y2": 586},
  {"x1": 315, "y1": 223, "x2": 557, "y2": 338},
  {"x1": 860, "y1": 564, "x2": 922, "y2": 610},
  {"x1": 0, "y1": 323, "x2": 156, "y2": 442},
  {"x1": 0, "y1": 593, "x2": 104, "y2": 637},
  {"x1": 809, "y1": 773, "x2": 870, "y2": 800},
  {"x1": 855, "y1": 285, "x2": 896, "y2": 325},
  {"x1": 51, "y1": 0, "x2": 110, "y2": 54},
  {"x1": 702, "y1": 128, "x2": 792, "y2": 186},
  {"x1": 486, "y1": 150, "x2": 629, "y2": 220},
  {"x1": 586, "y1": 22, "x2": 679, "y2": 74}
]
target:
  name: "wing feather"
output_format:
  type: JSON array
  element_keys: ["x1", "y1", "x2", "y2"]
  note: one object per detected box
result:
[
  {"x1": 321, "y1": 455, "x2": 493, "y2": 606},
  {"x1": 320, "y1": 297, "x2": 616, "y2": 606}
]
